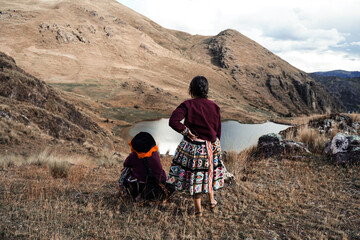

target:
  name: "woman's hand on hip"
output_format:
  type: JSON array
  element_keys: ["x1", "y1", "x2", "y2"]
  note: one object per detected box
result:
[{"x1": 188, "y1": 130, "x2": 197, "y2": 140}]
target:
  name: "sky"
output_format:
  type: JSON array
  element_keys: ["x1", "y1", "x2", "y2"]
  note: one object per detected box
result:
[{"x1": 117, "y1": 0, "x2": 360, "y2": 73}]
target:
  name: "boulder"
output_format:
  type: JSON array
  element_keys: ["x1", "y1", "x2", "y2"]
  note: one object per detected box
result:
[
  {"x1": 222, "y1": 164, "x2": 235, "y2": 184},
  {"x1": 104, "y1": 26, "x2": 114, "y2": 37},
  {"x1": 325, "y1": 133, "x2": 360, "y2": 164},
  {"x1": 257, "y1": 133, "x2": 310, "y2": 158},
  {"x1": 56, "y1": 29, "x2": 74, "y2": 43}
]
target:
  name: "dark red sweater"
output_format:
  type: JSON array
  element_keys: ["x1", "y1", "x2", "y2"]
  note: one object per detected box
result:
[
  {"x1": 169, "y1": 98, "x2": 221, "y2": 141},
  {"x1": 124, "y1": 152, "x2": 167, "y2": 182}
]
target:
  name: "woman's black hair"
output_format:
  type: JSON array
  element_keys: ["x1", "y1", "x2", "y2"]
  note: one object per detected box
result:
[
  {"x1": 131, "y1": 132, "x2": 156, "y2": 153},
  {"x1": 189, "y1": 76, "x2": 208, "y2": 98}
]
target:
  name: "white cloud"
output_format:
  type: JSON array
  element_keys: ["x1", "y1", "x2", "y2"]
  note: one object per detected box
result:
[
  {"x1": 117, "y1": 0, "x2": 360, "y2": 72},
  {"x1": 279, "y1": 50, "x2": 360, "y2": 72}
]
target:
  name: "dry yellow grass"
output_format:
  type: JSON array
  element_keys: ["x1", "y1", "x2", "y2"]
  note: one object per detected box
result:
[
  {"x1": 283, "y1": 124, "x2": 329, "y2": 154},
  {"x1": 330, "y1": 124, "x2": 339, "y2": 139},
  {"x1": 297, "y1": 125, "x2": 329, "y2": 153},
  {"x1": 274, "y1": 113, "x2": 332, "y2": 126},
  {"x1": 1, "y1": 149, "x2": 359, "y2": 239},
  {"x1": 49, "y1": 160, "x2": 71, "y2": 178},
  {"x1": 347, "y1": 112, "x2": 360, "y2": 122}
]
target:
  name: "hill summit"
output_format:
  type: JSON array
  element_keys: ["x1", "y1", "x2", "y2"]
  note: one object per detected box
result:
[{"x1": 0, "y1": 0, "x2": 343, "y2": 122}]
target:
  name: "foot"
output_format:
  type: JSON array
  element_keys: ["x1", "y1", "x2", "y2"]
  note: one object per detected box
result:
[
  {"x1": 195, "y1": 211, "x2": 202, "y2": 217},
  {"x1": 209, "y1": 200, "x2": 217, "y2": 209}
]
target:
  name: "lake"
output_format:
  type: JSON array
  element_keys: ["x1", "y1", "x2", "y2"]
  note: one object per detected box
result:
[{"x1": 129, "y1": 118, "x2": 290, "y2": 154}]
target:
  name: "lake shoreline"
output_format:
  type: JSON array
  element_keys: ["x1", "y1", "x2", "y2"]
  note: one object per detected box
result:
[{"x1": 127, "y1": 118, "x2": 291, "y2": 155}]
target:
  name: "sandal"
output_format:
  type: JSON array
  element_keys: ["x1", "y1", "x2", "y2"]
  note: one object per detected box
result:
[
  {"x1": 195, "y1": 211, "x2": 202, "y2": 217},
  {"x1": 209, "y1": 200, "x2": 217, "y2": 209}
]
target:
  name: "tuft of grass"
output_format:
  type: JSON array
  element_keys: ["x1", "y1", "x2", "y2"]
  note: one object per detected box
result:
[
  {"x1": 0, "y1": 154, "x2": 28, "y2": 168},
  {"x1": 27, "y1": 149, "x2": 52, "y2": 166},
  {"x1": 285, "y1": 124, "x2": 329, "y2": 153},
  {"x1": 223, "y1": 146, "x2": 259, "y2": 182},
  {"x1": 49, "y1": 160, "x2": 71, "y2": 178},
  {"x1": 96, "y1": 150, "x2": 124, "y2": 167},
  {"x1": 347, "y1": 112, "x2": 360, "y2": 122},
  {"x1": 280, "y1": 113, "x2": 332, "y2": 126},
  {"x1": 330, "y1": 124, "x2": 339, "y2": 139},
  {"x1": 0, "y1": 155, "x2": 16, "y2": 168}
]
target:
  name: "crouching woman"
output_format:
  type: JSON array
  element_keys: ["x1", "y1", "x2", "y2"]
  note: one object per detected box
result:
[{"x1": 119, "y1": 132, "x2": 172, "y2": 202}]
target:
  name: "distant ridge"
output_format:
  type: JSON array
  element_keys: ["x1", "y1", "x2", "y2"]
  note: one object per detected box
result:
[
  {"x1": 309, "y1": 72, "x2": 360, "y2": 112},
  {"x1": 311, "y1": 70, "x2": 360, "y2": 78}
]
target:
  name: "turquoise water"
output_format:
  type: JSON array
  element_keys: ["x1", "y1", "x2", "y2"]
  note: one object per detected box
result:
[{"x1": 129, "y1": 118, "x2": 290, "y2": 154}]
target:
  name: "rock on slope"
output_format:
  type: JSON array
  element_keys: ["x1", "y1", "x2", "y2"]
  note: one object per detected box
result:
[
  {"x1": 0, "y1": 51, "x2": 118, "y2": 155},
  {"x1": 0, "y1": 0, "x2": 344, "y2": 122}
]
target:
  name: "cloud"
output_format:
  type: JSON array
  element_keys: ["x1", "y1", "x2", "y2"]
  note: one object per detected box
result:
[
  {"x1": 118, "y1": 0, "x2": 360, "y2": 72},
  {"x1": 279, "y1": 50, "x2": 360, "y2": 72}
]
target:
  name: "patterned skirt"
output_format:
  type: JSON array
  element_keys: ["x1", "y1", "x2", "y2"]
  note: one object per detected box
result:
[{"x1": 167, "y1": 137, "x2": 224, "y2": 195}]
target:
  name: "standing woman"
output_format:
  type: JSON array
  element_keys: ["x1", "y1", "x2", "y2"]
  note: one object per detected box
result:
[{"x1": 167, "y1": 76, "x2": 224, "y2": 216}]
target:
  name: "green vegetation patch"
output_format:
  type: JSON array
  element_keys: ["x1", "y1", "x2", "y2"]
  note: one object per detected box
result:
[
  {"x1": 102, "y1": 107, "x2": 168, "y2": 123},
  {"x1": 50, "y1": 83, "x2": 98, "y2": 92},
  {"x1": 50, "y1": 82, "x2": 118, "y2": 100}
]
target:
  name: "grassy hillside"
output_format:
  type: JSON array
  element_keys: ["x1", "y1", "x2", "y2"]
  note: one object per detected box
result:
[{"x1": 1, "y1": 138, "x2": 359, "y2": 239}]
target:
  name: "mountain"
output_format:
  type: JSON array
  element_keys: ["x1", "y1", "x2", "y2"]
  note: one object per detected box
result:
[
  {"x1": 309, "y1": 73, "x2": 360, "y2": 113},
  {"x1": 311, "y1": 70, "x2": 360, "y2": 78},
  {"x1": 0, "y1": 51, "x2": 126, "y2": 155},
  {"x1": 0, "y1": 0, "x2": 344, "y2": 123}
]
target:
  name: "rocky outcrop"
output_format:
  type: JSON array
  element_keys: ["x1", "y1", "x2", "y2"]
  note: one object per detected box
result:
[
  {"x1": 325, "y1": 133, "x2": 360, "y2": 164},
  {"x1": 208, "y1": 33, "x2": 232, "y2": 69},
  {"x1": 39, "y1": 23, "x2": 90, "y2": 44},
  {"x1": 279, "y1": 113, "x2": 360, "y2": 164},
  {"x1": 256, "y1": 133, "x2": 310, "y2": 158},
  {"x1": 309, "y1": 113, "x2": 360, "y2": 136},
  {"x1": 205, "y1": 29, "x2": 344, "y2": 116}
]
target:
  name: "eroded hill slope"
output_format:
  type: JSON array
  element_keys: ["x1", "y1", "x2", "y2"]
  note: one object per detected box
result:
[
  {"x1": 0, "y1": 51, "x2": 123, "y2": 155},
  {"x1": 0, "y1": 0, "x2": 344, "y2": 122}
]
